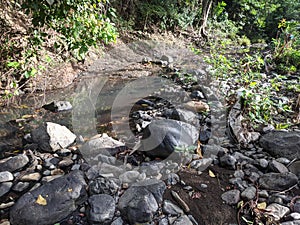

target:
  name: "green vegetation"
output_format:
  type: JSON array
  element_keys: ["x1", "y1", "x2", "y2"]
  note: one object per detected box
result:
[{"x1": 1, "y1": 0, "x2": 117, "y2": 100}]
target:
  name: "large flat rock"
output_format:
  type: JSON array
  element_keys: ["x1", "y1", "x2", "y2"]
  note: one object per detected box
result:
[
  {"x1": 259, "y1": 131, "x2": 300, "y2": 160},
  {"x1": 10, "y1": 170, "x2": 87, "y2": 225}
]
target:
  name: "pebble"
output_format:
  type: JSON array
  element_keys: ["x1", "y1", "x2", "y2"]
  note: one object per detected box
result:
[
  {"x1": 20, "y1": 172, "x2": 41, "y2": 181},
  {"x1": 167, "y1": 173, "x2": 180, "y2": 186},
  {"x1": 0, "y1": 201, "x2": 14, "y2": 209},
  {"x1": 12, "y1": 182, "x2": 30, "y2": 192},
  {"x1": 0, "y1": 171, "x2": 14, "y2": 182}
]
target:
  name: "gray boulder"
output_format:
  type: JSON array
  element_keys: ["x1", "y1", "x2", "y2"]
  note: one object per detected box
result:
[
  {"x1": 88, "y1": 194, "x2": 115, "y2": 224},
  {"x1": 259, "y1": 131, "x2": 300, "y2": 160},
  {"x1": 0, "y1": 154, "x2": 29, "y2": 172},
  {"x1": 31, "y1": 122, "x2": 76, "y2": 152},
  {"x1": 10, "y1": 170, "x2": 87, "y2": 225},
  {"x1": 259, "y1": 172, "x2": 298, "y2": 191},
  {"x1": 118, "y1": 179, "x2": 166, "y2": 224},
  {"x1": 138, "y1": 119, "x2": 199, "y2": 158}
]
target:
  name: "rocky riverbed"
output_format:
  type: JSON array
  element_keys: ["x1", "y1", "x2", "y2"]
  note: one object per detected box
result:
[{"x1": 0, "y1": 41, "x2": 299, "y2": 225}]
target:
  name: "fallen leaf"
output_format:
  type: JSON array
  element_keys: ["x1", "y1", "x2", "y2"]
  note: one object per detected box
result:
[
  {"x1": 237, "y1": 200, "x2": 244, "y2": 209},
  {"x1": 257, "y1": 202, "x2": 267, "y2": 209},
  {"x1": 36, "y1": 194, "x2": 47, "y2": 205},
  {"x1": 208, "y1": 170, "x2": 216, "y2": 178},
  {"x1": 68, "y1": 188, "x2": 73, "y2": 192}
]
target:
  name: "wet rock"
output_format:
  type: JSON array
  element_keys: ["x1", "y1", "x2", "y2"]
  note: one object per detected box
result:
[
  {"x1": 163, "y1": 200, "x2": 184, "y2": 216},
  {"x1": 118, "y1": 179, "x2": 166, "y2": 224},
  {"x1": 10, "y1": 170, "x2": 87, "y2": 225},
  {"x1": 269, "y1": 160, "x2": 289, "y2": 173},
  {"x1": 259, "y1": 131, "x2": 300, "y2": 160},
  {"x1": 265, "y1": 203, "x2": 290, "y2": 221},
  {"x1": 42, "y1": 101, "x2": 73, "y2": 112},
  {"x1": 0, "y1": 182, "x2": 13, "y2": 197},
  {"x1": 88, "y1": 194, "x2": 115, "y2": 224},
  {"x1": 138, "y1": 119, "x2": 198, "y2": 159},
  {"x1": 88, "y1": 176, "x2": 119, "y2": 196},
  {"x1": 259, "y1": 172, "x2": 298, "y2": 191},
  {"x1": 241, "y1": 186, "x2": 256, "y2": 201},
  {"x1": 0, "y1": 171, "x2": 14, "y2": 182},
  {"x1": 31, "y1": 122, "x2": 76, "y2": 152},
  {"x1": 0, "y1": 154, "x2": 29, "y2": 172},
  {"x1": 221, "y1": 189, "x2": 240, "y2": 205}
]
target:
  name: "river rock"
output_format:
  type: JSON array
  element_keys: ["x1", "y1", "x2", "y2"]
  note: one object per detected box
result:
[
  {"x1": 0, "y1": 154, "x2": 29, "y2": 172},
  {"x1": 259, "y1": 172, "x2": 298, "y2": 191},
  {"x1": 118, "y1": 179, "x2": 166, "y2": 224},
  {"x1": 88, "y1": 176, "x2": 120, "y2": 196},
  {"x1": 259, "y1": 131, "x2": 300, "y2": 160},
  {"x1": 265, "y1": 203, "x2": 290, "y2": 221},
  {"x1": 0, "y1": 171, "x2": 14, "y2": 183},
  {"x1": 163, "y1": 200, "x2": 184, "y2": 215},
  {"x1": 31, "y1": 122, "x2": 76, "y2": 152},
  {"x1": 288, "y1": 160, "x2": 300, "y2": 179},
  {"x1": 88, "y1": 194, "x2": 115, "y2": 224},
  {"x1": 221, "y1": 189, "x2": 240, "y2": 205},
  {"x1": 0, "y1": 182, "x2": 13, "y2": 197},
  {"x1": 10, "y1": 170, "x2": 87, "y2": 225},
  {"x1": 241, "y1": 186, "x2": 256, "y2": 201},
  {"x1": 269, "y1": 160, "x2": 289, "y2": 173},
  {"x1": 80, "y1": 133, "x2": 125, "y2": 165},
  {"x1": 138, "y1": 119, "x2": 199, "y2": 158}
]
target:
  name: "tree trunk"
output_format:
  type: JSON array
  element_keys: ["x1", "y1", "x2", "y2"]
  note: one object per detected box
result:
[{"x1": 199, "y1": 0, "x2": 213, "y2": 39}]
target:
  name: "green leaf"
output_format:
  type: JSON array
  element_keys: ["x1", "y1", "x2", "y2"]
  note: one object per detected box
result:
[{"x1": 7, "y1": 61, "x2": 20, "y2": 68}]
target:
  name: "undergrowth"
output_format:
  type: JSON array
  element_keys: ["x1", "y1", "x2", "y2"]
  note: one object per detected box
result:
[{"x1": 197, "y1": 17, "x2": 300, "y2": 129}]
